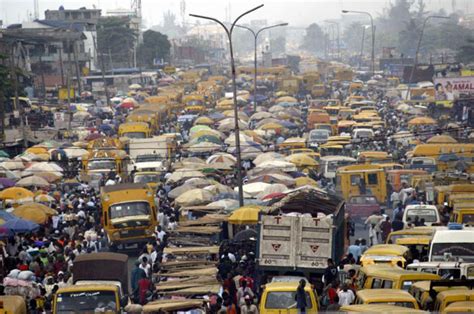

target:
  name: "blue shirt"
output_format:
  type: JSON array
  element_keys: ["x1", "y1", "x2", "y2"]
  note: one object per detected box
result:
[{"x1": 347, "y1": 245, "x2": 362, "y2": 261}]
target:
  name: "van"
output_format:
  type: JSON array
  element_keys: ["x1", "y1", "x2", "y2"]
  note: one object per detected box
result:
[
  {"x1": 354, "y1": 289, "x2": 419, "y2": 309},
  {"x1": 308, "y1": 129, "x2": 330, "y2": 148},
  {"x1": 386, "y1": 228, "x2": 437, "y2": 245},
  {"x1": 409, "y1": 157, "x2": 437, "y2": 173},
  {"x1": 452, "y1": 205, "x2": 474, "y2": 225},
  {"x1": 356, "y1": 264, "x2": 440, "y2": 291},
  {"x1": 433, "y1": 289, "x2": 474, "y2": 312},
  {"x1": 403, "y1": 204, "x2": 441, "y2": 227},
  {"x1": 319, "y1": 156, "x2": 356, "y2": 179},
  {"x1": 352, "y1": 128, "x2": 374, "y2": 141},
  {"x1": 386, "y1": 169, "x2": 428, "y2": 192},
  {"x1": 259, "y1": 282, "x2": 318, "y2": 314},
  {"x1": 444, "y1": 301, "x2": 474, "y2": 313},
  {"x1": 339, "y1": 304, "x2": 427, "y2": 313},
  {"x1": 429, "y1": 229, "x2": 474, "y2": 262},
  {"x1": 408, "y1": 280, "x2": 469, "y2": 310},
  {"x1": 336, "y1": 164, "x2": 387, "y2": 203},
  {"x1": 407, "y1": 262, "x2": 474, "y2": 280},
  {"x1": 360, "y1": 244, "x2": 410, "y2": 268}
]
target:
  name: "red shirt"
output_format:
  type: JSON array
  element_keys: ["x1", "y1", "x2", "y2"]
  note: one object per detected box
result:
[
  {"x1": 138, "y1": 278, "x2": 152, "y2": 304},
  {"x1": 239, "y1": 276, "x2": 254, "y2": 291}
]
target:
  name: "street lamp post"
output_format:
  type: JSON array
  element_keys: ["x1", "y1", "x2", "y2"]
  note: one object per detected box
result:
[
  {"x1": 405, "y1": 15, "x2": 449, "y2": 100},
  {"x1": 235, "y1": 22, "x2": 288, "y2": 112},
  {"x1": 190, "y1": 4, "x2": 264, "y2": 206},
  {"x1": 325, "y1": 21, "x2": 340, "y2": 60},
  {"x1": 342, "y1": 10, "x2": 375, "y2": 76}
]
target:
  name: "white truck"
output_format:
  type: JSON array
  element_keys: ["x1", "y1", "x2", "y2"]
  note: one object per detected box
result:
[
  {"x1": 257, "y1": 203, "x2": 345, "y2": 276},
  {"x1": 127, "y1": 136, "x2": 175, "y2": 173}
]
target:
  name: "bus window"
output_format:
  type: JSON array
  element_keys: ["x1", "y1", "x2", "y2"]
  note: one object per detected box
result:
[{"x1": 368, "y1": 173, "x2": 378, "y2": 185}]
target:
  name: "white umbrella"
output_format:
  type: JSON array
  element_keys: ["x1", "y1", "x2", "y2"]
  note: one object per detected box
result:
[
  {"x1": 254, "y1": 152, "x2": 285, "y2": 166},
  {"x1": 166, "y1": 169, "x2": 204, "y2": 184},
  {"x1": 206, "y1": 153, "x2": 237, "y2": 165},
  {"x1": 250, "y1": 111, "x2": 274, "y2": 121},
  {"x1": 240, "y1": 146, "x2": 262, "y2": 160},
  {"x1": 23, "y1": 163, "x2": 63, "y2": 177},
  {"x1": 16, "y1": 175, "x2": 50, "y2": 188},
  {"x1": 63, "y1": 148, "x2": 89, "y2": 159},
  {"x1": 256, "y1": 160, "x2": 297, "y2": 172},
  {"x1": 175, "y1": 188, "x2": 213, "y2": 206},
  {"x1": 187, "y1": 142, "x2": 221, "y2": 153},
  {"x1": 206, "y1": 199, "x2": 240, "y2": 211},
  {"x1": 218, "y1": 118, "x2": 248, "y2": 132},
  {"x1": 257, "y1": 183, "x2": 289, "y2": 200},
  {"x1": 239, "y1": 182, "x2": 271, "y2": 198},
  {"x1": 0, "y1": 160, "x2": 25, "y2": 170}
]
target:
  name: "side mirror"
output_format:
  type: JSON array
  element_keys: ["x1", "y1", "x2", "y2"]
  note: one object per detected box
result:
[{"x1": 120, "y1": 295, "x2": 129, "y2": 308}]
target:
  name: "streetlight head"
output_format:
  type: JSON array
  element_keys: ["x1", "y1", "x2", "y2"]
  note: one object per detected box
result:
[
  {"x1": 279, "y1": 23, "x2": 289, "y2": 27},
  {"x1": 342, "y1": 10, "x2": 349, "y2": 13}
]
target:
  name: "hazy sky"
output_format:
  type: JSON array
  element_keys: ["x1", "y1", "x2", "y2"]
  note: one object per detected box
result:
[{"x1": 1, "y1": 0, "x2": 469, "y2": 28}]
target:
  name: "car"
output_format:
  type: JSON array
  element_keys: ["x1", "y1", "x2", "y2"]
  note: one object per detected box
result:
[
  {"x1": 308, "y1": 129, "x2": 331, "y2": 148},
  {"x1": 403, "y1": 204, "x2": 441, "y2": 227},
  {"x1": 346, "y1": 195, "x2": 381, "y2": 222}
]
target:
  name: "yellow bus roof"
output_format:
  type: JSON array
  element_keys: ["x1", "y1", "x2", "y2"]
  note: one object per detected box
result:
[
  {"x1": 363, "y1": 244, "x2": 409, "y2": 256},
  {"x1": 356, "y1": 289, "x2": 417, "y2": 303},
  {"x1": 340, "y1": 304, "x2": 426, "y2": 313}
]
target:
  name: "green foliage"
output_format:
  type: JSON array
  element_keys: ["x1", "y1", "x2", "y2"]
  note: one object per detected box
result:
[
  {"x1": 457, "y1": 38, "x2": 474, "y2": 64},
  {"x1": 97, "y1": 16, "x2": 137, "y2": 68},
  {"x1": 0, "y1": 54, "x2": 13, "y2": 100},
  {"x1": 300, "y1": 23, "x2": 327, "y2": 55},
  {"x1": 137, "y1": 30, "x2": 171, "y2": 67}
]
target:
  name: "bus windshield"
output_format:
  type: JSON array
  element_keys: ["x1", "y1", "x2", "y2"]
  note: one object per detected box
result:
[
  {"x1": 123, "y1": 132, "x2": 146, "y2": 139},
  {"x1": 431, "y1": 243, "x2": 474, "y2": 262},
  {"x1": 55, "y1": 290, "x2": 117, "y2": 313},
  {"x1": 88, "y1": 159, "x2": 116, "y2": 170},
  {"x1": 110, "y1": 201, "x2": 150, "y2": 219}
]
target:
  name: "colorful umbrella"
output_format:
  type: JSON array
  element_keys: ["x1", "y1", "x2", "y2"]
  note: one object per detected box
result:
[
  {"x1": 12, "y1": 206, "x2": 49, "y2": 224},
  {"x1": 0, "y1": 178, "x2": 16, "y2": 188},
  {"x1": 1, "y1": 218, "x2": 40, "y2": 233},
  {"x1": 228, "y1": 205, "x2": 263, "y2": 225},
  {"x1": 0, "y1": 187, "x2": 34, "y2": 201}
]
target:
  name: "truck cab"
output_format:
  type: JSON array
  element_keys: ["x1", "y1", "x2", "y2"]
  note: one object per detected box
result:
[
  {"x1": 52, "y1": 253, "x2": 129, "y2": 314},
  {"x1": 101, "y1": 183, "x2": 157, "y2": 249}
]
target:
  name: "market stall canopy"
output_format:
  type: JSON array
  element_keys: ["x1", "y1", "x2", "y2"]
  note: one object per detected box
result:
[
  {"x1": 426, "y1": 134, "x2": 457, "y2": 144},
  {"x1": 249, "y1": 173, "x2": 295, "y2": 186},
  {"x1": 0, "y1": 187, "x2": 34, "y2": 201},
  {"x1": 228, "y1": 205, "x2": 263, "y2": 224},
  {"x1": 63, "y1": 147, "x2": 89, "y2": 159},
  {"x1": 408, "y1": 116, "x2": 436, "y2": 126},
  {"x1": 206, "y1": 153, "x2": 236, "y2": 165},
  {"x1": 0, "y1": 178, "x2": 16, "y2": 188},
  {"x1": 0, "y1": 160, "x2": 25, "y2": 170},
  {"x1": 166, "y1": 169, "x2": 204, "y2": 184},
  {"x1": 255, "y1": 160, "x2": 297, "y2": 172},
  {"x1": 1, "y1": 217, "x2": 40, "y2": 233},
  {"x1": 239, "y1": 182, "x2": 271, "y2": 198},
  {"x1": 256, "y1": 183, "x2": 289, "y2": 200},
  {"x1": 250, "y1": 111, "x2": 274, "y2": 121},
  {"x1": 34, "y1": 194, "x2": 55, "y2": 203},
  {"x1": 276, "y1": 96, "x2": 297, "y2": 103},
  {"x1": 254, "y1": 152, "x2": 285, "y2": 165},
  {"x1": 193, "y1": 116, "x2": 214, "y2": 125},
  {"x1": 16, "y1": 175, "x2": 50, "y2": 188},
  {"x1": 175, "y1": 189, "x2": 214, "y2": 207},
  {"x1": 285, "y1": 153, "x2": 319, "y2": 167},
  {"x1": 187, "y1": 142, "x2": 221, "y2": 153},
  {"x1": 12, "y1": 206, "x2": 49, "y2": 224},
  {"x1": 295, "y1": 176, "x2": 318, "y2": 187}
]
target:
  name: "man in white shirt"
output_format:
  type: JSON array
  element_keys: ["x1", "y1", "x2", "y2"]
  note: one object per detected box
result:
[{"x1": 338, "y1": 284, "x2": 355, "y2": 306}]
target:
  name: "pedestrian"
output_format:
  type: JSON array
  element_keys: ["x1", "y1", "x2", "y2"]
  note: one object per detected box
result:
[
  {"x1": 369, "y1": 224, "x2": 378, "y2": 246},
  {"x1": 130, "y1": 260, "x2": 146, "y2": 302},
  {"x1": 326, "y1": 295, "x2": 341, "y2": 311},
  {"x1": 241, "y1": 295, "x2": 258, "y2": 314},
  {"x1": 323, "y1": 258, "x2": 338, "y2": 286},
  {"x1": 295, "y1": 279, "x2": 307, "y2": 314},
  {"x1": 392, "y1": 214, "x2": 404, "y2": 233},
  {"x1": 380, "y1": 216, "x2": 392, "y2": 243},
  {"x1": 137, "y1": 271, "x2": 152, "y2": 305},
  {"x1": 236, "y1": 279, "x2": 254, "y2": 307},
  {"x1": 337, "y1": 284, "x2": 355, "y2": 306},
  {"x1": 347, "y1": 239, "x2": 362, "y2": 263}
]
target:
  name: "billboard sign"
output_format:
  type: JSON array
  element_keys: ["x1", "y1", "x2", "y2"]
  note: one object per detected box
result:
[{"x1": 434, "y1": 76, "x2": 474, "y2": 100}]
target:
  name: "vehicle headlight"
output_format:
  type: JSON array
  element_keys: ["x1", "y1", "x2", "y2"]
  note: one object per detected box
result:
[{"x1": 145, "y1": 229, "x2": 153, "y2": 235}]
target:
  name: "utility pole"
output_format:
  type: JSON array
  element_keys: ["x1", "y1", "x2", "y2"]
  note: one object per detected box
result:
[
  {"x1": 73, "y1": 40, "x2": 82, "y2": 97},
  {"x1": 39, "y1": 45, "x2": 46, "y2": 104},
  {"x1": 93, "y1": 35, "x2": 110, "y2": 106},
  {"x1": 0, "y1": 89, "x2": 5, "y2": 143},
  {"x1": 10, "y1": 42, "x2": 27, "y2": 149},
  {"x1": 58, "y1": 45, "x2": 65, "y2": 86},
  {"x1": 66, "y1": 37, "x2": 72, "y2": 131}
]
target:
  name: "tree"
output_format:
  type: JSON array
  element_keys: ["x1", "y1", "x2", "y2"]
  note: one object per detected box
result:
[
  {"x1": 342, "y1": 22, "x2": 365, "y2": 56},
  {"x1": 137, "y1": 30, "x2": 171, "y2": 67},
  {"x1": 457, "y1": 38, "x2": 474, "y2": 64},
  {"x1": 300, "y1": 23, "x2": 327, "y2": 56},
  {"x1": 97, "y1": 17, "x2": 137, "y2": 68}
]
